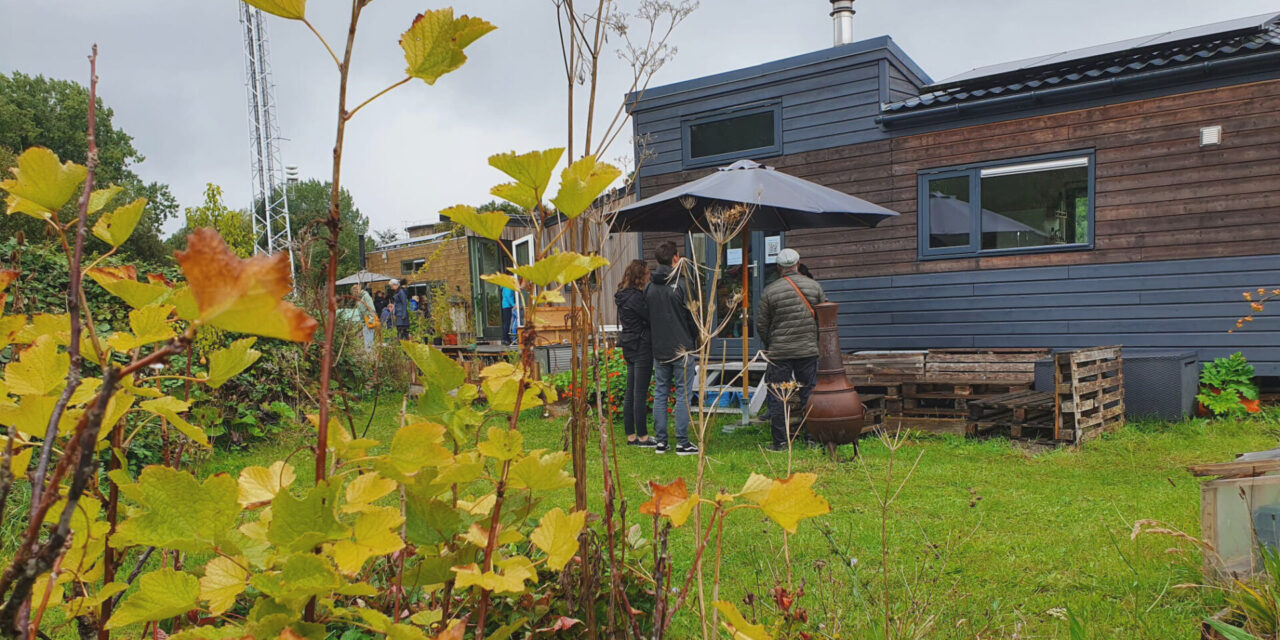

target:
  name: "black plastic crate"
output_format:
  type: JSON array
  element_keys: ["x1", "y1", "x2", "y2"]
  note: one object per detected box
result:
[{"x1": 1035, "y1": 349, "x2": 1197, "y2": 421}]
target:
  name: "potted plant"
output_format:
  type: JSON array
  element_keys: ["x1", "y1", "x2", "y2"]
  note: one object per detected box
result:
[{"x1": 1197, "y1": 352, "x2": 1261, "y2": 417}]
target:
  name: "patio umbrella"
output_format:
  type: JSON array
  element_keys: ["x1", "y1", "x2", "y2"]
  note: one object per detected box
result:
[
  {"x1": 335, "y1": 270, "x2": 395, "y2": 287},
  {"x1": 613, "y1": 159, "x2": 900, "y2": 401},
  {"x1": 613, "y1": 159, "x2": 899, "y2": 232}
]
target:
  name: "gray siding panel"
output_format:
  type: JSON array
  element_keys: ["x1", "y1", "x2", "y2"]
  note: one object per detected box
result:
[
  {"x1": 633, "y1": 58, "x2": 887, "y2": 177},
  {"x1": 830, "y1": 254, "x2": 1280, "y2": 375}
]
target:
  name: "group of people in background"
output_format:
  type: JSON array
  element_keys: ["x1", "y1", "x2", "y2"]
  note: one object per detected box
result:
[
  {"x1": 348, "y1": 278, "x2": 429, "y2": 349},
  {"x1": 614, "y1": 241, "x2": 826, "y2": 454}
]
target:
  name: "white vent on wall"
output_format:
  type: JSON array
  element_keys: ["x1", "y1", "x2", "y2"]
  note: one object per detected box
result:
[{"x1": 1200, "y1": 125, "x2": 1223, "y2": 147}]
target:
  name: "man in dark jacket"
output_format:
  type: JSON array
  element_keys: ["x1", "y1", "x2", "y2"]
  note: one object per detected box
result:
[
  {"x1": 757, "y1": 248, "x2": 827, "y2": 451},
  {"x1": 390, "y1": 279, "x2": 411, "y2": 340},
  {"x1": 644, "y1": 241, "x2": 700, "y2": 456}
]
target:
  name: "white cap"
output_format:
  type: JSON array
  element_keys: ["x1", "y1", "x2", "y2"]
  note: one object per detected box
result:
[
  {"x1": 776, "y1": 248, "x2": 800, "y2": 267},
  {"x1": 389, "y1": 279, "x2": 400, "y2": 286}
]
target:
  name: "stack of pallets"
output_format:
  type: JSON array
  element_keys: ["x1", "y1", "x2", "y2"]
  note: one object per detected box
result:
[
  {"x1": 968, "y1": 346, "x2": 1125, "y2": 443},
  {"x1": 893, "y1": 348, "x2": 1048, "y2": 435},
  {"x1": 1054, "y1": 346, "x2": 1125, "y2": 443}
]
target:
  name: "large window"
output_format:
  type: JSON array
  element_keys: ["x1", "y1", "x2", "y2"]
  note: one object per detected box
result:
[
  {"x1": 918, "y1": 153, "x2": 1094, "y2": 258},
  {"x1": 682, "y1": 104, "x2": 782, "y2": 168}
]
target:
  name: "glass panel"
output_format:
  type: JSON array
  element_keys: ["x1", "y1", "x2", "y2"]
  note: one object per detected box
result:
[
  {"x1": 926, "y1": 176, "x2": 972, "y2": 249},
  {"x1": 980, "y1": 162, "x2": 1089, "y2": 250},
  {"x1": 479, "y1": 242, "x2": 502, "y2": 330},
  {"x1": 715, "y1": 234, "x2": 745, "y2": 338},
  {"x1": 689, "y1": 110, "x2": 775, "y2": 159}
]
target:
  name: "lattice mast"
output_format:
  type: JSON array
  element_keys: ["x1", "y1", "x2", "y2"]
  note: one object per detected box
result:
[{"x1": 239, "y1": 3, "x2": 295, "y2": 282}]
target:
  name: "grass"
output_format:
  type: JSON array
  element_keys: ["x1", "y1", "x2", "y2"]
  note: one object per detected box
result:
[{"x1": 188, "y1": 397, "x2": 1277, "y2": 639}]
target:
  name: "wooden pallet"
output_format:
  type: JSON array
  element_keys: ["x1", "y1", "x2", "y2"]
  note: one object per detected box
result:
[
  {"x1": 968, "y1": 389, "x2": 1056, "y2": 438},
  {"x1": 843, "y1": 351, "x2": 926, "y2": 384},
  {"x1": 924, "y1": 348, "x2": 1050, "y2": 384},
  {"x1": 1054, "y1": 346, "x2": 1125, "y2": 443}
]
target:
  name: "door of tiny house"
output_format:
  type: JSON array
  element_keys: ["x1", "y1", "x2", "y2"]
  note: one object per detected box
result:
[
  {"x1": 469, "y1": 237, "x2": 509, "y2": 341},
  {"x1": 687, "y1": 231, "x2": 782, "y2": 339}
]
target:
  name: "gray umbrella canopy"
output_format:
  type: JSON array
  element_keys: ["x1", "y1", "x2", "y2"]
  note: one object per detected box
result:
[
  {"x1": 335, "y1": 270, "x2": 394, "y2": 287},
  {"x1": 614, "y1": 159, "x2": 899, "y2": 232}
]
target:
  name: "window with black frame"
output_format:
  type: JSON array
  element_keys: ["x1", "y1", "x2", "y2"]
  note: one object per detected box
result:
[
  {"x1": 683, "y1": 105, "x2": 781, "y2": 167},
  {"x1": 920, "y1": 155, "x2": 1093, "y2": 258}
]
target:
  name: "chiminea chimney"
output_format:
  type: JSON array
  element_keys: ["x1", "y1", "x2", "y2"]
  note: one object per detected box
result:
[{"x1": 830, "y1": 0, "x2": 855, "y2": 46}]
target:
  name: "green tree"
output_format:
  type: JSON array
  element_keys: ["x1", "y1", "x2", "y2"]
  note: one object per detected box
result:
[
  {"x1": 269, "y1": 179, "x2": 368, "y2": 287},
  {"x1": 170, "y1": 184, "x2": 254, "y2": 258},
  {"x1": 0, "y1": 71, "x2": 177, "y2": 261}
]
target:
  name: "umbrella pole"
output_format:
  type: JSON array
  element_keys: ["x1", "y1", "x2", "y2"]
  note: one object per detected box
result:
[{"x1": 741, "y1": 223, "x2": 750, "y2": 410}]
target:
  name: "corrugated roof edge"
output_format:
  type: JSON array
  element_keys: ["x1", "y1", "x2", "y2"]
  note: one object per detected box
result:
[{"x1": 625, "y1": 35, "x2": 932, "y2": 111}]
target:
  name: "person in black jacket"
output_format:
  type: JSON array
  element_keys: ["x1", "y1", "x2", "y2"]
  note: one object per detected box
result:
[
  {"x1": 644, "y1": 241, "x2": 700, "y2": 456},
  {"x1": 614, "y1": 260, "x2": 655, "y2": 447},
  {"x1": 390, "y1": 279, "x2": 410, "y2": 340}
]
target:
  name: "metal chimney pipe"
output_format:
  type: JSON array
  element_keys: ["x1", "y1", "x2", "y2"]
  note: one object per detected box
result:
[{"x1": 830, "y1": 0, "x2": 855, "y2": 46}]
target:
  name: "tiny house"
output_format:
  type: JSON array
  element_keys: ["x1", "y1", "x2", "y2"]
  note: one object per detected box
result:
[{"x1": 628, "y1": 6, "x2": 1280, "y2": 375}]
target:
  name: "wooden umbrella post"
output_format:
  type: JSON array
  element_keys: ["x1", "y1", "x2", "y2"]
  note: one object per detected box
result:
[{"x1": 741, "y1": 223, "x2": 750, "y2": 408}]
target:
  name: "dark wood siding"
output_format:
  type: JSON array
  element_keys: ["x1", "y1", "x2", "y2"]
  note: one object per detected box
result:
[
  {"x1": 640, "y1": 79, "x2": 1280, "y2": 280},
  {"x1": 630, "y1": 39, "x2": 927, "y2": 179},
  {"x1": 831, "y1": 254, "x2": 1280, "y2": 376}
]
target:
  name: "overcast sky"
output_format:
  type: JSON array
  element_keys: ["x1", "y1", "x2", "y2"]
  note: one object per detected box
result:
[{"x1": 1, "y1": 0, "x2": 1270, "y2": 237}]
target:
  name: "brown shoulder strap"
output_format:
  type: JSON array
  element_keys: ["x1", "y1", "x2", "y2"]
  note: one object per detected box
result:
[{"x1": 783, "y1": 277, "x2": 815, "y2": 318}]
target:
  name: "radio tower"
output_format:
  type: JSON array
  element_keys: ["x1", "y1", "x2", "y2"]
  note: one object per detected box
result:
[{"x1": 239, "y1": 3, "x2": 295, "y2": 282}]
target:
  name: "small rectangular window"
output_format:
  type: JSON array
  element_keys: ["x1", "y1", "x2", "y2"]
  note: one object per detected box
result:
[
  {"x1": 682, "y1": 104, "x2": 781, "y2": 168},
  {"x1": 919, "y1": 153, "x2": 1094, "y2": 259}
]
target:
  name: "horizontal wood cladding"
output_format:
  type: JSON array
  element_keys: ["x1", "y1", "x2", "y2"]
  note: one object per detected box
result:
[
  {"x1": 637, "y1": 78, "x2": 1280, "y2": 280},
  {"x1": 829, "y1": 254, "x2": 1280, "y2": 376}
]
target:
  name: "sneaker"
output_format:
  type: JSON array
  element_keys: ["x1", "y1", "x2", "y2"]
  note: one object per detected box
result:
[
  {"x1": 654, "y1": 441, "x2": 669, "y2": 454},
  {"x1": 675, "y1": 442, "x2": 700, "y2": 456},
  {"x1": 634, "y1": 439, "x2": 657, "y2": 448},
  {"x1": 766, "y1": 443, "x2": 788, "y2": 452},
  {"x1": 625, "y1": 439, "x2": 641, "y2": 447}
]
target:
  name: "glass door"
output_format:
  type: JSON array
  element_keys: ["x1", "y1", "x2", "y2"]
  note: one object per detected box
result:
[
  {"x1": 469, "y1": 237, "x2": 507, "y2": 340},
  {"x1": 687, "y1": 231, "x2": 781, "y2": 338}
]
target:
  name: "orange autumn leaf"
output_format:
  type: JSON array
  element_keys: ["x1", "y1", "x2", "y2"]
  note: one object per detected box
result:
[
  {"x1": 175, "y1": 228, "x2": 317, "y2": 343},
  {"x1": 0, "y1": 270, "x2": 18, "y2": 294},
  {"x1": 639, "y1": 478, "x2": 699, "y2": 527}
]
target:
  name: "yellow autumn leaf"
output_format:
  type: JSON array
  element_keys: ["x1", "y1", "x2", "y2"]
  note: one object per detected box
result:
[
  {"x1": 488, "y1": 148, "x2": 563, "y2": 210},
  {"x1": 737, "y1": 473, "x2": 773, "y2": 504},
  {"x1": 713, "y1": 600, "x2": 772, "y2": 640},
  {"x1": 451, "y1": 555, "x2": 536, "y2": 595},
  {"x1": 205, "y1": 337, "x2": 261, "y2": 388},
  {"x1": 551, "y1": 155, "x2": 622, "y2": 219},
  {"x1": 237, "y1": 461, "x2": 297, "y2": 506},
  {"x1": 242, "y1": 0, "x2": 305, "y2": 20},
  {"x1": 530, "y1": 508, "x2": 585, "y2": 571},
  {"x1": 507, "y1": 450, "x2": 572, "y2": 491},
  {"x1": 513, "y1": 252, "x2": 609, "y2": 287},
  {"x1": 329, "y1": 506, "x2": 405, "y2": 575},
  {"x1": 400, "y1": 9, "x2": 495, "y2": 85},
  {"x1": 85, "y1": 266, "x2": 172, "y2": 310},
  {"x1": 5, "y1": 335, "x2": 67, "y2": 396},
  {"x1": 87, "y1": 185, "x2": 122, "y2": 214},
  {"x1": 92, "y1": 197, "x2": 147, "y2": 248},
  {"x1": 476, "y1": 426, "x2": 523, "y2": 461},
  {"x1": 343, "y1": 471, "x2": 397, "y2": 513},
  {"x1": 140, "y1": 396, "x2": 210, "y2": 448},
  {"x1": 0, "y1": 147, "x2": 86, "y2": 219},
  {"x1": 108, "y1": 304, "x2": 175, "y2": 352},
  {"x1": 200, "y1": 556, "x2": 248, "y2": 616},
  {"x1": 480, "y1": 272, "x2": 519, "y2": 292},
  {"x1": 758, "y1": 473, "x2": 830, "y2": 534},
  {"x1": 440, "y1": 204, "x2": 508, "y2": 241}
]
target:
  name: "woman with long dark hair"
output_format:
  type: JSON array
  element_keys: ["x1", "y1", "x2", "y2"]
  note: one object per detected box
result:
[{"x1": 614, "y1": 259, "x2": 654, "y2": 446}]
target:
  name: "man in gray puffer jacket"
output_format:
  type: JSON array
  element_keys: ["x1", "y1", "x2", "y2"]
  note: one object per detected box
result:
[{"x1": 756, "y1": 248, "x2": 826, "y2": 450}]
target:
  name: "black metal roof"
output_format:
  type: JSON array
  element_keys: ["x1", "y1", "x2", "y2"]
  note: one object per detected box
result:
[{"x1": 883, "y1": 12, "x2": 1280, "y2": 113}]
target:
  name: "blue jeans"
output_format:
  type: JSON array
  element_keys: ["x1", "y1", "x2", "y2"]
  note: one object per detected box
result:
[
  {"x1": 362, "y1": 327, "x2": 375, "y2": 350},
  {"x1": 652, "y1": 354, "x2": 693, "y2": 446}
]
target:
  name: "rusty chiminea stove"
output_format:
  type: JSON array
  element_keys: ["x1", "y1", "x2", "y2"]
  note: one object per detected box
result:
[{"x1": 805, "y1": 301, "x2": 865, "y2": 458}]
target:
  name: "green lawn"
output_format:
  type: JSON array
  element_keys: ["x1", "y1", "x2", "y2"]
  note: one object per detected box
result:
[{"x1": 194, "y1": 399, "x2": 1276, "y2": 639}]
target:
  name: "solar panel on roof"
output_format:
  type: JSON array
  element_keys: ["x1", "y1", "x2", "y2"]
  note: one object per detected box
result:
[{"x1": 931, "y1": 11, "x2": 1280, "y2": 88}]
